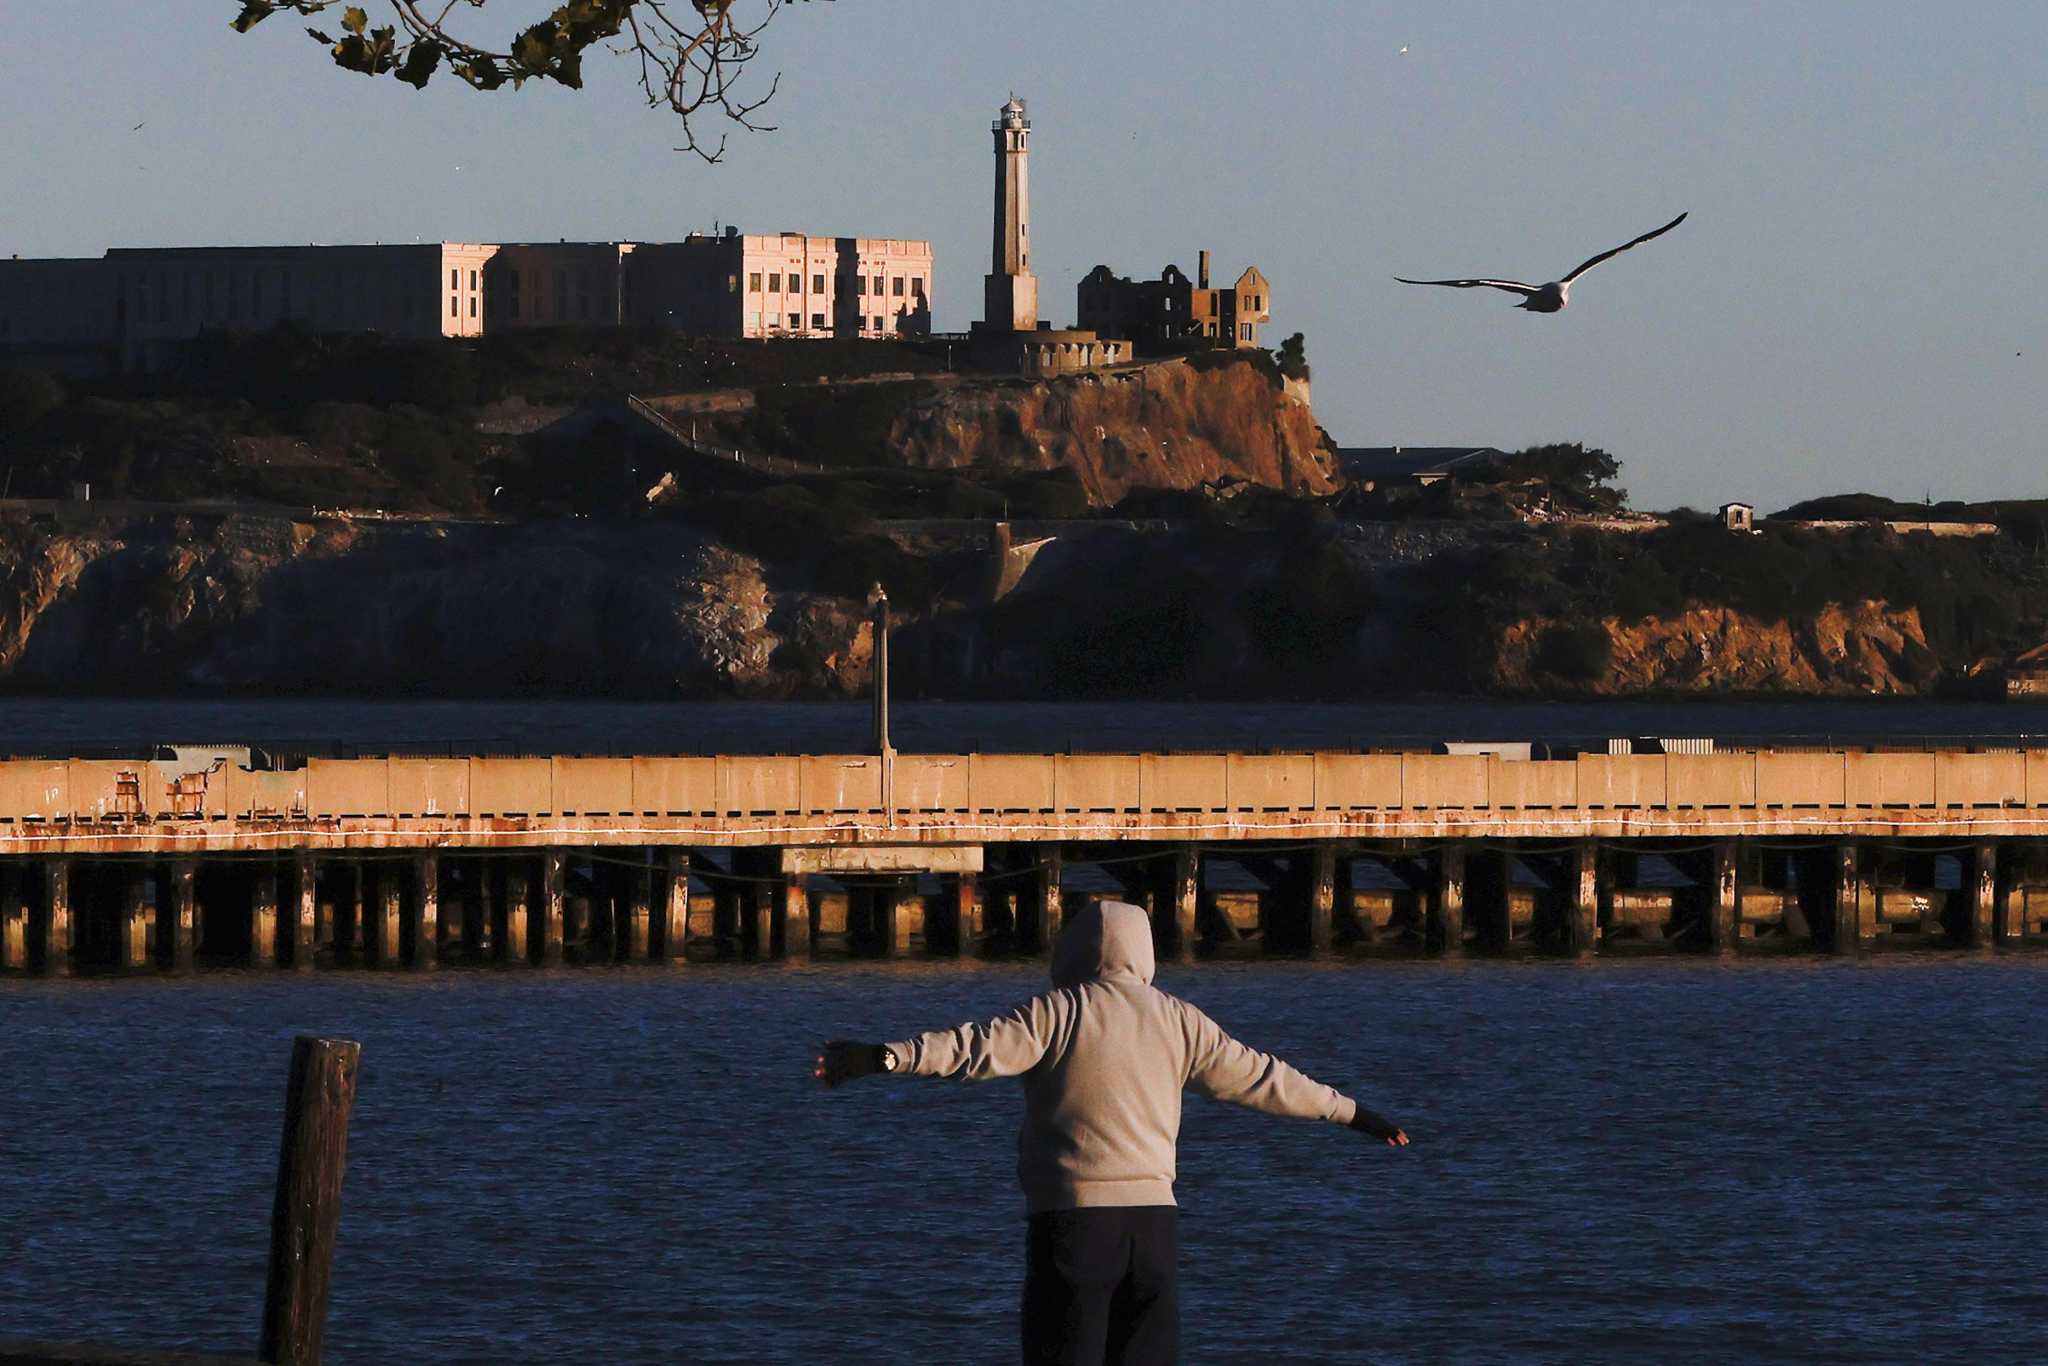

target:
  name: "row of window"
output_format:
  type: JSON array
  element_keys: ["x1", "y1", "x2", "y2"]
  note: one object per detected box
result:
[
  {"x1": 743, "y1": 312, "x2": 900, "y2": 333},
  {"x1": 745, "y1": 271, "x2": 924, "y2": 299}
]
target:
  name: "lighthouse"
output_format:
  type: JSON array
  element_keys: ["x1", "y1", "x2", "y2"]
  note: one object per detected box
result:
[{"x1": 983, "y1": 95, "x2": 1039, "y2": 332}]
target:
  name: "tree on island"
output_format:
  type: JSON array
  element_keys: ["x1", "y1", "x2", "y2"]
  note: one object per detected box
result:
[
  {"x1": 1275, "y1": 332, "x2": 1310, "y2": 382},
  {"x1": 228, "y1": 0, "x2": 819, "y2": 161}
]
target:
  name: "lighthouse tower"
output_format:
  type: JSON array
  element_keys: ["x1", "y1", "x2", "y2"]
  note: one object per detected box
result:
[{"x1": 983, "y1": 96, "x2": 1038, "y2": 332}]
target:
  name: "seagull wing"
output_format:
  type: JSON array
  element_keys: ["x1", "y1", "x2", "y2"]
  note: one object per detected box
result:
[
  {"x1": 1560, "y1": 212, "x2": 1688, "y2": 284},
  {"x1": 1393, "y1": 276, "x2": 1542, "y2": 297}
]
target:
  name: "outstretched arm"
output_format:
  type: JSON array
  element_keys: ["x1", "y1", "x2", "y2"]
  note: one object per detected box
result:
[
  {"x1": 1183, "y1": 1004, "x2": 1409, "y2": 1147},
  {"x1": 816, "y1": 995, "x2": 1060, "y2": 1087}
]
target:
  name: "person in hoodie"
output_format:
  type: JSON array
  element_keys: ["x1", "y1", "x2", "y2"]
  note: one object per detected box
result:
[{"x1": 815, "y1": 898, "x2": 1408, "y2": 1366}]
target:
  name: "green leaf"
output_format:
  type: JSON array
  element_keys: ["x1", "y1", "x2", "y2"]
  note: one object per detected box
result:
[{"x1": 340, "y1": 6, "x2": 368, "y2": 35}]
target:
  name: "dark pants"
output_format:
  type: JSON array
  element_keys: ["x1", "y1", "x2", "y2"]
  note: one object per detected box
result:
[{"x1": 1022, "y1": 1206, "x2": 1179, "y2": 1366}]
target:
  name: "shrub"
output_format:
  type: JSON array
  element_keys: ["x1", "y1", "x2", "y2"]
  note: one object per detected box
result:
[{"x1": 1532, "y1": 621, "x2": 1614, "y2": 683}]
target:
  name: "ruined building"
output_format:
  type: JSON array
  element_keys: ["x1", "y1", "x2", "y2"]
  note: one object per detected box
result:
[{"x1": 1076, "y1": 251, "x2": 1272, "y2": 353}]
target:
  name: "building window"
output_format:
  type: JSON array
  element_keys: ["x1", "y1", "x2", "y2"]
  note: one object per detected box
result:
[
  {"x1": 788, "y1": 313, "x2": 799, "y2": 329},
  {"x1": 768, "y1": 272, "x2": 780, "y2": 292},
  {"x1": 873, "y1": 275, "x2": 884, "y2": 294},
  {"x1": 1240, "y1": 322, "x2": 1253, "y2": 340},
  {"x1": 892, "y1": 277, "x2": 905, "y2": 297},
  {"x1": 911, "y1": 277, "x2": 924, "y2": 298},
  {"x1": 749, "y1": 272, "x2": 763, "y2": 293},
  {"x1": 812, "y1": 273, "x2": 825, "y2": 293},
  {"x1": 855, "y1": 276, "x2": 866, "y2": 297},
  {"x1": 450, "y1": 268, "x2": 458, "y2": 289},
  {"x1": 471, "y1": 297, "x2": 478, "y2": 318},
  {"x1": 873, "y1": 316, "x2": 885, "y2": 332},
  {"x1": 469, "y1": 270, "x2": 478, "y2": 291},
  {"x1": 747, "y1": 310, "x2": 761, "y2": 329},
  {"x1": 857, "y1": 316, "x2": 867, "y2": 331},
  {"x1": 451, "y1": 296, "x2": 459, "y2": 318},
  {"x1": 811, "y1": 312, "x2": 825, "y2": 329}
]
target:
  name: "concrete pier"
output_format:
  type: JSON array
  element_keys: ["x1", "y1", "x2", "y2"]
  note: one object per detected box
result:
[
  {"x1": 410, "y1": 854, "x2": 439, "y2": 970},
  {"x1": 43, "y1": 859, "x2": 72, "y2": 975},
  {"x1": 118, "y1": 865, "x2": 150, "y2": 972},
  {"x1": 1430, "y1": 845, "x2": 1466, "y2": 956},
  {"x1": 539, "y1": 852, "x2": 566, "y2": 966},
  {"x1": 1, "y1": 864, "x2": 25, "y2": 971},
  {"x1": 502, "y1": 862, "x2": 531, "y2": 965},
  {"x1": 292, "y1": 853, "x2": 317, "y2": 971}
]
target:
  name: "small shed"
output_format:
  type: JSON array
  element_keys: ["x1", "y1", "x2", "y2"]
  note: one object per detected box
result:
[{"x1": 1720, "y1": 501, "x2": 1755, "y2": 533}]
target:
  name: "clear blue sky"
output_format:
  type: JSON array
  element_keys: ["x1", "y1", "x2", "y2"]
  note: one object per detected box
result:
[{"x1": 4, "y1": 1, "x2": 2042, "y2": 511}]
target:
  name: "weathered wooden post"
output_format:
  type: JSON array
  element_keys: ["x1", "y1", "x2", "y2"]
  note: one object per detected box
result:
[
  {"x1": 502, "y1": 861, "x2": 531, "y2": 965},
  {"x1": 539, "y1": 852, "x2": 566, "y2": 966},
  {"x1": 292, "y1": 853, "x2": 317, "y2": 973},
  {"x1": 41, "y1": 858, "x2": 73, "y2": 976},
  {"x1": 1706, "y1": 841, "x2": 1739, "y2": 955},
  {"x1": 1307, "y1": 843, "x2": 1338, "y2": 958},
  {"x1": 251, "y1": 866, "x2": 280, "y2": 969},
  {"x1": 258, "y1": 1035, "x2": 361, "y2": 1366},
  {"x1": 779, "y1": 869, "x2": 812, "y2": 959},
  {"x1": 1966, "y1": 841, "x2": 1995, "y2": 949},
  {"x1": 1567, "y1": 840, "x2": 1599, "y2": 958},
  {"x1": 409, "y1": 853, "x2": 438, "y2": 970},
  {"x1": 1430, "y1": 844, "x2": 1466, "y2": 956},
  {"x1": 1166, "y1": 846, "x2": 1199, "y2": 964},
  {"x1": 657, "y1": 850, "x2": 688, "y2": 963},
  {"x1": 950, "y1": 873, "x2": 982, "y2": 958},
  {"x1": 0, "y1": 863, "x2": 26, "y2": 971},
  {"x1": 118, "y1": 864, "x2": 151, "y2": 972},
  {"x1": 623, "y1": 859, "x2": 652, "y2": 962},
  {"x1": 169, "y1": 857, "x2": 198, "y2": 974}
]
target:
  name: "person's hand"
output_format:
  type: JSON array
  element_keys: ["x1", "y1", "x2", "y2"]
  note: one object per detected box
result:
[
  {"x1": 1348, "y1": 1105, "x2": 1409, "y2": 1147},
  {"x1": 815, "y1": 1040, "x2": 886, "y2": 1087}
]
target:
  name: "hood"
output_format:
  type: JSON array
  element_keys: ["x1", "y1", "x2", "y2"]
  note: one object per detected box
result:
[{"x1": 1051, "y1": 899, "x2": 1156, "y2": 988}]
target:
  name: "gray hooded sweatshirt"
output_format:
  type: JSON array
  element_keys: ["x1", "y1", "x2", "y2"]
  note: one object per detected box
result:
[{"x1": 884, "y1": 900, "x2": 1362, "y2": 1213}]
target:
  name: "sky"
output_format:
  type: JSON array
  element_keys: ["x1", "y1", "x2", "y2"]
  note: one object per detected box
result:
[{"x1": 2, "y1": 0, "x2": 2042, "y2": 512}]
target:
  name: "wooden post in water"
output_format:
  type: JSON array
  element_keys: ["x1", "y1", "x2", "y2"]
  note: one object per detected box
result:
[
  {"x1": 624, "y1": 859, "x2": 652, "y2": 962},
  {"x1": 1568, "y1": 841, "x2": 1599, "y2": 958},
  {"x1": 118, "y1": 864, "x2": 151, "y2": 972},
  {"x1": 409, "y1": 854, "x2": 438, "y2": 970},
  {"x1": 1307, "y1": 843, "x2": 1338, "y2": 959},
  {"x1": 539, "y1": 852, "x2": 566, "y2": 966},
  {"x1": 258, "y1": 1035, "x2": 361, "y2": 1366},
  {"x1": 1706, "y1": 841, "x2": 1738, "y2": 955},
  {"x1": 949, "y1": 872, "x2": 982, "y2": 958},
  {"x1": 1430, "y1": 844, "x2": 1466, "y2": 956},
  {"x1": 292, "y1": 853, "x2": 317, "y2": 972},
  {"x1": 502, "y1": 861, "x2": 531, "y2": 965},
  {"x1": 0, "y1": 864, "x2": 25, "y2": 971},
  {"x1": 41, "y1": 859, "x2": 73, "y2": 976},
  {"x1": 657, "y1": 851, "x2": 688, "y2": 963},
  {"x1": 251, "y1": 866, "x2": 280, "y2": 969},
  {"x1": 1165, "y1": 846, "x2": 1199, "y2": 965},
  {"x1": 1830, "y1": 843, "x2": 1861, "y2": 956},
  {"x1": 370, "y1": 864, "x2": 402, "y2": 969},
  {"x1": 169, "y1": 857, "x2": 197, "y2": 974},
  {"x1": 778, "y1": 869, "x2": 812, "y2": 960}
]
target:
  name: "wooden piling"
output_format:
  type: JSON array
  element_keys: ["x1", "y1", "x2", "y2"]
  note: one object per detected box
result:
[
  {"x1": 117, "y1": 865, "x2": 151, "y2": 972},
  {"x1": 502, "y1": 862, "x2": 531, "y2": 965},
  {"x1": 1430, "y1": 844, "x2": 1466, "y2": 956},
  {"x1": 778, "y1": 870, "x2": 812, "y2": 960},
  {"x1": 0, "y1": 864, "x2": 25, "y2": 971},
  {"x1": 42, "y1": 859, "x2": 72, "y2": 976},
  {"x1": 1307, "y1": 843, "x2": 1338, "y2": 958},
  {"x1": 1830, "y1": 843, "x2": 1863, "y2": 955},
  {"x1": 369, "y1": 865, "x2": 402, "y2": 969},
  {"x1": 258, "y1": 1036, "x2": 361, "y2": 1366},
  {"x1": 538, "y1": 852, "x2": 566, "y2": 966},
  {"x1": 292, "y1": 854, "x2": 317, "y2": 973},
  {"x1": 657, "y1": 851, "x2": 687, "y2": 963},
  {"x1": 1707, "y1": 841, "x2": 1738, "y2": 955},
  {"x1": 409, "y1": 854, "x2": 438, "y2": 970},
  {"x1": 950, "y1": 873, "x2": 982, "y2": 957},
  {"x1": 251, "y1": 868, "x2": 280, "y2": 969},
  {"x1": 169, "y1": 858, "x2": 197, "y2": 974},
  {"x1": 740, "y1": 853, "x2": 774, "y2": 960},
  {"x1": 624, "y1": 860, "x2": 652, "y2": 962},
  {"x1": 1568, "y1": 841, "x2": 1599, "y2": 958},
  {"x1": 1021, "y1": 847, "x2": 1064, "y2": 953},
  {"x1": 1165, "y1": 846, "x2": 1199, "y2": 965}
]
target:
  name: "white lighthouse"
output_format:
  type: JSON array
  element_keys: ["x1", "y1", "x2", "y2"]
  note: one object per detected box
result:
[{"x1": 983, "y1": 95, "x2": 1039, "y2": 332}]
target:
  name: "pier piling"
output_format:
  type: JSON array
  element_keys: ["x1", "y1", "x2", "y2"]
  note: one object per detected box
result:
[
  {"x1": 1429, "y1": 845, "x2": 1466, "y2": 956},
  {"x1": 368, "y1": 865, "x2": 401, "y2": 969},
  {"x1": 258, "y1": 1036, "x2": 361, "y2": 1366},
  {"x1": 41, "y1": 859, "x2": 73, "y2": 975},
  {"x1": 778, "y1": 868, "x2": 812, "y2": 959},
  {"x1": 1308, "y1": 844, "x2": 1338, "y2": 958},
  {"x1": 658, "y1": 851, "x2": 687, "y2": 962},
  {"x1": 539, "y1": 852, "x2": 566, "y2": 966},
  {"x1": 409, "y1": 854, "x2": 438, "y2": 970},
  {"x1": 117, "y1": 865, "x2": 150, "y2": 972},
  {"x1": 292, "y1": 854, "x2": 316, "y2": 972},
  {"x1": 502, "y1": 862, "x2": 531, "y2": 964},
  {"x1": 623, "y1": 859, "x2": 652, "y2": 962},
  {"x1": 168, "y1": 858, "x2": 197, "y2": 973},
  {"x1": 1707, "y1": 842, "x2": 1739, "y2": 955},
  {"x1": 0, "y1": 864, "x2": 24, "y2": 971},
  {"x1": 250, "y1": 867, "x2": 280, "y2": 969}
]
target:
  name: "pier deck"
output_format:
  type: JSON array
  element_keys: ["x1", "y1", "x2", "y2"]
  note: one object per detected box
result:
[{"x1": 1, "y1": 746, "x2": 2044, "y2": 971}]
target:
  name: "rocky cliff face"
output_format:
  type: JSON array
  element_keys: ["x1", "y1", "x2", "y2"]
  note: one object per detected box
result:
[
  {"x1": 0, "y1": 512, "x2": 872, "y2": 698},
  {"x1": 885, "y1": 358, "x2": 1338, "y2": 504},
  {"x1": 1496, "y1": 603, "x2": 1942, "y2": 695}
]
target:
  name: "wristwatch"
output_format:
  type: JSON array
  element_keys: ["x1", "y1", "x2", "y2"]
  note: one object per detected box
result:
[{"x1": 878, "y1": 1046, "x2": 899, "y2": 1073}]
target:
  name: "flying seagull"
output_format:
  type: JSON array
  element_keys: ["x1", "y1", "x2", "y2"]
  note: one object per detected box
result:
[{"x1": 1395, "y1": 212, "x2": 1688, "y2": 313}]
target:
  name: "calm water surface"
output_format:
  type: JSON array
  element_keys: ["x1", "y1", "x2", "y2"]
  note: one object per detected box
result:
[{"x1": 2, "y1": 960, "x2": 2044, "y2": 1364}]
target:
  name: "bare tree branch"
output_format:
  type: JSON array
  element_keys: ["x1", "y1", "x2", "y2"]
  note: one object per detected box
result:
[{"x1": 229, "y1": 0, "x2": 821, "y2": 162}]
